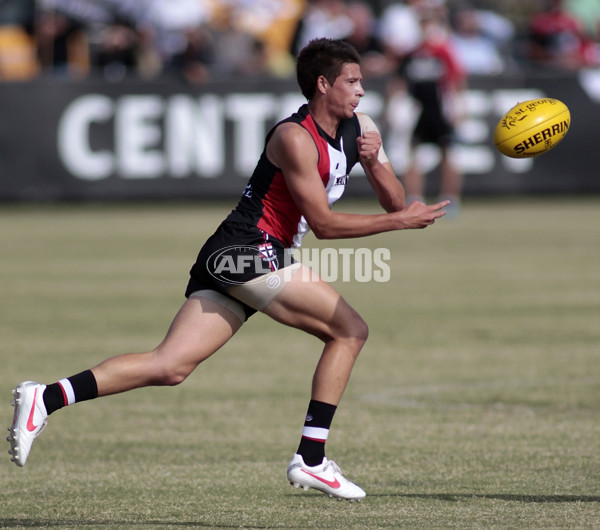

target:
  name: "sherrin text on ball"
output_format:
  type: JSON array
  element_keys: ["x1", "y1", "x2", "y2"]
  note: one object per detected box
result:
[{"x1": 494, "y1": 98, "x2": 570, "y2": 158}]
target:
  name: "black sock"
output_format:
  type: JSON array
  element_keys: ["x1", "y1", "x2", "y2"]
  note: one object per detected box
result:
[
  {"x1": 296, "y1": 400, "x2": 337, "y2": 466},
  {"x1": 43, "y1": 370, "x2": 98, "y2": 415}
]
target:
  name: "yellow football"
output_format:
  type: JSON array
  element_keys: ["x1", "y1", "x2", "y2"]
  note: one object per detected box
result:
[{"x1": 494, "y1": 98, "x2": 571, "y2": 158}]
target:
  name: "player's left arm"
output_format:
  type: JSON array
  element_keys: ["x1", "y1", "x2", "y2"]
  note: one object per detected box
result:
[{"x1": 356, "y1": 113, "x2": 406, "y2": 213}]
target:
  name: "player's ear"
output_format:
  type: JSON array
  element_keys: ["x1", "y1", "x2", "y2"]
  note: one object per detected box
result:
[{"x1": 316, "y1": 75, "x2": 330, "y2": 95}]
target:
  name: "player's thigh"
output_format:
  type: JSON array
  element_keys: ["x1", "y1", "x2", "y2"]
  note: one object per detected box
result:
[
  {"x1": 155, "y1": 295, "x2": 243, "y2": 369},
  {"x1": 261, "y1": 265, "x2": 367, "y2": 342}
]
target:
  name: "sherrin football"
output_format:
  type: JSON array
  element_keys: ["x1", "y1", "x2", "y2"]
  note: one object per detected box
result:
[{"x1": 494, "y1": 98, "x2": 571, "y2": 158}]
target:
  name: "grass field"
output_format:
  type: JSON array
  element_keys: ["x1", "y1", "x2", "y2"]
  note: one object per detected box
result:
[{"x1": 1, "y1": 197, "x2": 599, "y2": 529}]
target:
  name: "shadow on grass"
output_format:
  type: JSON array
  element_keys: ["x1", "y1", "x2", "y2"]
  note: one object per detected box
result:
[
  {"x1": 0, "y1": 520, "x2": 258, "y2": 529},
  {"x1": 371, "y1": 493, "x2": 600, "y2": 503},
  {"x1": 2, "y1": 495, "x2": 599, "y2": 527}
]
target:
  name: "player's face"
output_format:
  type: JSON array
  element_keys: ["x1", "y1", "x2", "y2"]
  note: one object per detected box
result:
[{"x1": 327, "y1": 63, "x2": 365, "y2": 119}]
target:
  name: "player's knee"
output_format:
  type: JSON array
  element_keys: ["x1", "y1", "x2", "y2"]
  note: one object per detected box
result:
[
  {"x1": 153, "y1": 358, "x2": 194, "y2": 387},
  {"x1": 353, "y1": 317, "x2": 369, "y2": 348},
  {"x1": 329, "y1": 310, "x2": 368, "y2": 346},
  {"x1": 342, "y1": 316, "x2": 369, "y2": 354}
]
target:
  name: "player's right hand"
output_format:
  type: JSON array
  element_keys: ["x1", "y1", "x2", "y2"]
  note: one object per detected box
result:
[{"x1": 396, "y1": 200, "x2": 449, "y2": 229}]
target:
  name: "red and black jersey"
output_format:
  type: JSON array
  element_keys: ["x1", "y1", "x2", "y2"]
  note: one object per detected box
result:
[{"x1": 225, "y1": 104, "x2": 361, "y2": 248}]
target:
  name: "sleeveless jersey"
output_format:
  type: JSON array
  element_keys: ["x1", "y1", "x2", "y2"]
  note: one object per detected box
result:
[{"x1": 225, "y1": 104, "x2": 361, "y2": 248}]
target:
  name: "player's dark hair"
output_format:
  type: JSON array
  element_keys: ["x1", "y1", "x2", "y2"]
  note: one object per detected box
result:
[{"x1": 296, "y1": 38, "x2": 361, "y2": 100}]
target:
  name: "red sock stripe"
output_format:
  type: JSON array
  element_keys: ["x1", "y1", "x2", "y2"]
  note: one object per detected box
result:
[
  {"x1": 57, "y1": 381, "x2": 68, "y2": 407},
  {"x1": 301, "y1": 435, "x2": 327, "y2": 443}
]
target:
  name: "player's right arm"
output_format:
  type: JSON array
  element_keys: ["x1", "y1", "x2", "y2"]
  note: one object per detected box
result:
[{"x1": 266, "y1": 122, "x2": 448, "y2": 240}]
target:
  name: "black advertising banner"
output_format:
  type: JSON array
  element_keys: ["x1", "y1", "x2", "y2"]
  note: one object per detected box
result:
[{"x1": 0, "y1": 71, "x2": 599, "y2": 200}]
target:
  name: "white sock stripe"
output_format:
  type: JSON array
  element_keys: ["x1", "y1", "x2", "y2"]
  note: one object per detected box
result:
[
  {"x1": 302, "y1": 426, "x2": 329, "y2": 441},
  {"x1": 58, "y1": 378, "x2": 76, "y2": 405}
]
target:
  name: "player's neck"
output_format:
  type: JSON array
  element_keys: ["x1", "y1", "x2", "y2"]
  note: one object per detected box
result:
[{"x1": 307, "y1": 101, "x2": 340, "y2": 139}]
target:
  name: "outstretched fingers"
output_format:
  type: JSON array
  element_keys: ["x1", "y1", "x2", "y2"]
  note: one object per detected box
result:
[
  {"x1": 431, "y1": 199, "x2": 451, "y2": 214},
  {"x1": 428, "y1": 200, "x2": 451, "y2": 223},
  {"x1": 399, "y1": 199, "x2": 450, "y2": 229}
]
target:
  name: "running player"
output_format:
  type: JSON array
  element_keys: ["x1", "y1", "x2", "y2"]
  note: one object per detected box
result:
[
  {"x1": 397, "y1": 12, "x2": 466, "y2": 214},
  {"x1": 8, "y1": 38, "x2": 448, "y2": 502}
]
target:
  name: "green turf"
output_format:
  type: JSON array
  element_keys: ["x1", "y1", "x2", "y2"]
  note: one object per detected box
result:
[{"x1": 1, "y1": 198, "x2": 599, "y2": 528}]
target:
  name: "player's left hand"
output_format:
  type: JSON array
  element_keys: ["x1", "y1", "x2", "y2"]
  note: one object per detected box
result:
[{"x1": 357, "y1": 131, "x2": 382, "y2": 164}]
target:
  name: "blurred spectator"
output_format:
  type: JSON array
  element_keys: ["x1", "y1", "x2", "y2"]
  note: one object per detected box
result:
[
  {"x1": 474, "y1": 8, "x2": 515, "y2": 53},
  {"x1": 92, "y1": 20, "x2": 139, "y2": 80},
  {"x1": 137, "y1": 0, "x2": 213, "y2": 82},
  {"x1": 449, "y1": 5, "x2": 505, "y2": 75},
  {"x1": 35, "y1": 8, "x2": 86, "y2": 77},
  {"x1": 290, "y1": 0, "x2": 353, "y2": 56},
  {"x1": 215, "y1": 0, "x2": 303, "y2": 77},
  {"x1": 207, "y1": 0, "x2": 303, "y2": 78},
  {"x1": 378, "y1": 0, "x2": 423, "y2": 60},
  {"x1": 12, "y1": 0, "x2": 595, "y2": 83},
  {"x1": 527, "y1": 0, "x2": 597, "y2": 69},
  {"x1": 35, "y1": 0, "x2": 146, "y2": 79},
  {"x1": 194, "y1": 4, "x2": 268, "y2": 79},
  {"x1": 0, "y1": 0, "x2": 38, "y2": 80},
  {"x1": 393, "y1": 8, "x2": 466, "y2": 214},
  {"x1": 343, "y1": 1, "x2": 394, "y2": 77},
  {"x1": 3, "y1": 0, "x2": 305, "y2": 83},
  {"x1": 161, "y1": 25, "x2": 214, "y2": 84},
  {"x1": 566, "y1": 0, "x2": 600, "y2": 64},
  {"x1": 567, "y1": 0, "x2": 600, "y2": 40},
  {"x1": 209, "y1": 21, "x2": 270, "y2": 78}
]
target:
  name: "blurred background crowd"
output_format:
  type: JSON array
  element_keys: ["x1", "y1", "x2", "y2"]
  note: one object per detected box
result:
[{"x1": 0, "y1": 0, "x2": 598, "y2": 83}]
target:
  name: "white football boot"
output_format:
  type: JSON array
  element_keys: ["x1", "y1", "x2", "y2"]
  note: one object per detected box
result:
[
  {"x1": 7, "y1": 381, "x2": 48, "y2": 467},
  {"x1": 287, "y1": 453, "x2": 366, "y2": 502}
]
